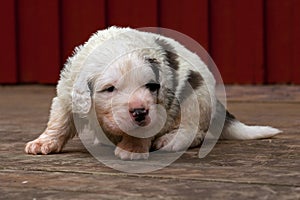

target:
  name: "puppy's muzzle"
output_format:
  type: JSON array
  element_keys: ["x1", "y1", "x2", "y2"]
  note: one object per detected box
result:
[{"x1": 129, "y1": 108, "x2": 149, "y2": 126}]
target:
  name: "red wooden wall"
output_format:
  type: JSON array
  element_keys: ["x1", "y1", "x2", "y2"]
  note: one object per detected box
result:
[
  {"x1": 0, "y1": 0, "x2": 17, "y2": 83},
  {"x1": 0, "y1": 0, "x2": 299, "y2": 84}
]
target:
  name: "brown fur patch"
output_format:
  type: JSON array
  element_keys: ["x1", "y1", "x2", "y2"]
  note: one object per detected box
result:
[{"x1": 117, "y1": 134, "x2": 152, "y2": 153}]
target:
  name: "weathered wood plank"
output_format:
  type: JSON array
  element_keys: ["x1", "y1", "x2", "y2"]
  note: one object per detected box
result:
[
  {"x1": 225, "y1": 85, "x2": 300, "y2": 103},
  {"x1": 0, "y1": 85, "x2": 299, "y2": 199},
  {"x1": 0, "y1": 170, "x2": 299, "y2": 200}
]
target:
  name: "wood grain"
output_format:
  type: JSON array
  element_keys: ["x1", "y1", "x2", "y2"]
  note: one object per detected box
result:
[{"x1": 0, "y1": 85, "x2": 299, "y2": 199}]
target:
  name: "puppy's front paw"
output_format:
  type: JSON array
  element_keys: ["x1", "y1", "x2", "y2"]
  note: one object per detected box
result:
[
  {"x1": 114, "y1": 135, "x2": 151, "y2": 160},
  {"x1": 114, "y1": 146, "x2": 149, "y2": 160},
  {"x1": 25, "y1": 138, "x2": 62, "y2": 155}
]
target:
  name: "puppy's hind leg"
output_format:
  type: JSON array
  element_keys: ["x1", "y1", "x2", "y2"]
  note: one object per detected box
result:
[
  {"x1": 25, "y1": 97, "x2": 76, "y2": 155},
  {"x1": 153, "y1": 128, "x2": 200, "y2": 152}
]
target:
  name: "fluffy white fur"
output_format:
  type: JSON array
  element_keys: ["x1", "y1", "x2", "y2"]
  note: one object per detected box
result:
[{"x1": 25, "y1": 27, "x2": 281, "y2": 160}]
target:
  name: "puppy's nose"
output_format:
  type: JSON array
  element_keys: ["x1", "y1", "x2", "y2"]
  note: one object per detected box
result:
[{"x1": 129, "y1": 108, "x2": 149, "y2": 122}]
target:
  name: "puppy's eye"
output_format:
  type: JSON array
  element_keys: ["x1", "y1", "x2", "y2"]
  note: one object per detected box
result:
[
  {"x1": 145, "y1": 83, "x2": 160, "y2": 92},
  {"x1": 102, "y1": 86, "x2": 115, "y2": 93}
]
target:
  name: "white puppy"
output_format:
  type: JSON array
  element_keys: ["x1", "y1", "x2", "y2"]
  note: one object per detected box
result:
[{"x1": 25, "y1": 27, "x2": 281, "y2": 160}]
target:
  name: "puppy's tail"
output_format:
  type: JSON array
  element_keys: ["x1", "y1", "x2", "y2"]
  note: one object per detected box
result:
[
  {"x1": 214, "y1": 101, "x2": 281, "y2": 140},
  {"x1": 220, "y1": 120, "x2": 281, "y2": 140}
]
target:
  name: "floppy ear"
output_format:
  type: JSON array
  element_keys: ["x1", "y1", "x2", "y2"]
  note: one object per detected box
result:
[{"x1": 72, "y1": 79, "x2": 93, "y2": 117}]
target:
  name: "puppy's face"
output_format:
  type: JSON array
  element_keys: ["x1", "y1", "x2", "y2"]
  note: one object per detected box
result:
[{"x1": 92, "y1": 54, "x2": 165, "y2": 138}]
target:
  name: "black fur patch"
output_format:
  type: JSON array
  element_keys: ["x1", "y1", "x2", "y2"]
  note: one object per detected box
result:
[
  {"x1": 155, "y1": 38, "x2": 179, "y2": 71},
  {"x1": 87, "y1": 80, "x2": 94, "y2": 97},
  {"x1": 166, "y1": 88, "x2": 177, "y2": 110},
  {"x1": 226, "y1": 110, "x2": 235, "y2": 122},
  {"x1": 220, "y1": 110, "x2": 237, "y2": 136},
  {"x1": 166, "y1": 51, "x2": 179, "y2": 71},
  {"x1": 146, "y1": 58, "x2": 160, "y2": 83},
  {"x1": 187, "y1": 70, "x2": 203, "y2": 90},
  {"x1": 167, "y1": 69, "x2": 179, "y2": 109},
  {"x1": 155, "y1": 38, "x2": 180, "y2": 110},
  {"x1": 177, "y1": 70, "x2": 204, "y2": 104},
  {"x1": 211, "y1": 100, "x2": 237, "y2": 135}
]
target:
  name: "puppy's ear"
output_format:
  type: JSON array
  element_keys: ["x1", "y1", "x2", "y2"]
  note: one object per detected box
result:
[{"x1": 72, "y1": 80, "x2": 93, "y2": 117}]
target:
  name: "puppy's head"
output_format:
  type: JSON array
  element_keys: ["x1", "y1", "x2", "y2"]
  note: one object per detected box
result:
[{"x1": 90, "y1": 53, "x2": 166, "y2": 138}]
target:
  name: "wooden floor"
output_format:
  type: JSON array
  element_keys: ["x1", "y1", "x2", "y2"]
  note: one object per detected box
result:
[{"x1": 0, "y1": 85, "x2": 299, "y2": 200}]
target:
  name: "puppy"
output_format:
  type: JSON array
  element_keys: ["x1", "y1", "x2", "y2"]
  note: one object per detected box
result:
[{"x1": 25, "y1": 27, "x2": 281, "y2": 160}]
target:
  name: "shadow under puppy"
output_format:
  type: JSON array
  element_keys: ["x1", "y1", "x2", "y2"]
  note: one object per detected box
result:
[{"x1": 25, "y1": 27, "x2": 281, "y2": 160}]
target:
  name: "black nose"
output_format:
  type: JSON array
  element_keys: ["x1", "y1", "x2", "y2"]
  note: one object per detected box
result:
[{"x1": 130, "y1": 108, "x2": 148, "y2": 122}]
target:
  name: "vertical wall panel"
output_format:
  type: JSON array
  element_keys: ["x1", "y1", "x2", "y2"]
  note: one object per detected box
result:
[
  {"x1": 61, "y1": 0, "x2": 106, "y2": 63},
  {"x1": 210, "y1": 0, "x2": 264, "y2": 84},
  {"x1": 159, "y1": 0, "x2": 209, "y2": 51},
  {"x1": 0, "y1": 0, "x2": 299, "y2": 84},
  {"x1": 0, "y1": 0, "x2": 17, "y2": 83},
  {"x1": 266, "y1": 0, "x2": 300, "y2": 83},
  {"x1": 17, "y1": 0, "x2": 60, "y2": 83},
  {"x1": 291, "y1": 0, "x2": 300, "y2": 84},
  {"x1": 107, "y1": 0, "x2": 158, "y2": 27}
]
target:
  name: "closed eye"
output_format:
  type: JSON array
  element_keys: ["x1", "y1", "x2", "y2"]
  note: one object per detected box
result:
[
  {"x1": 101, "y1": 85, "x2": 115, "y2": 93},
  {"x1": 145, "y1": 83, "x2": 160, "y2": 92}
]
